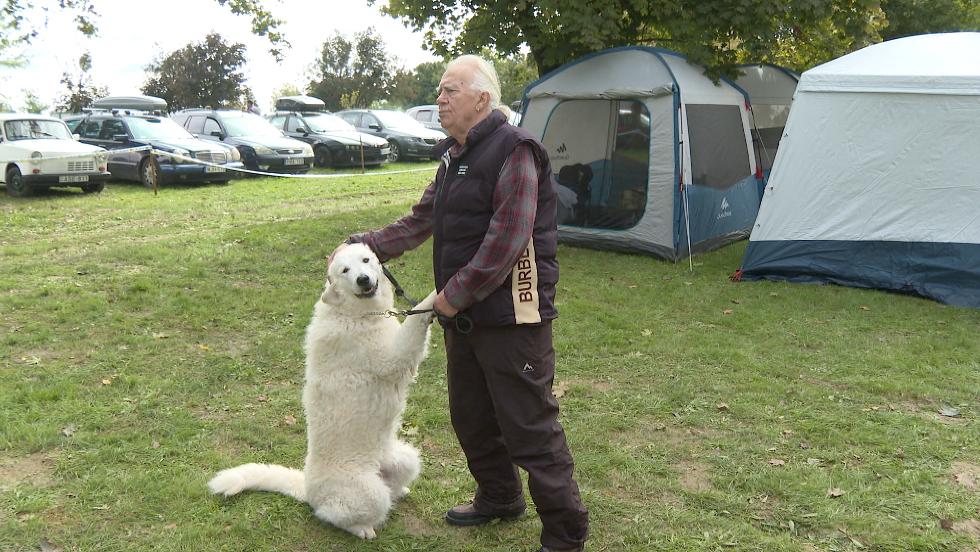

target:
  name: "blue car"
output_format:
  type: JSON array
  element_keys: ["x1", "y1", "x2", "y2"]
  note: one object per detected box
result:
[{"x1": 66, "y1": 113, "x2": 245, "y2": 188}]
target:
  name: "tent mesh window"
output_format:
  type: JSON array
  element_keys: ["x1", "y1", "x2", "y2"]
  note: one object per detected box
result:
[
  {"x1": 545, "y1": 99, "x2": 650, "y2": 230},
  {"x1": 686, "y1": 104, "x2": 750, "y2": 189}
]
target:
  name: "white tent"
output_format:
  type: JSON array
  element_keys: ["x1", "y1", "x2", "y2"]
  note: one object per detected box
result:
[
  {"x1": 739, "y1": 33, "x2": 980, "y2": 308},
  {"x1": 521, "y1": 47, "x2": 763, "y2": 260}
]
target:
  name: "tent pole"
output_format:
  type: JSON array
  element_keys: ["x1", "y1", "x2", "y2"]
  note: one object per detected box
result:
[{"x1": 683, "y1": 183, "x2": 694, "y2": 272}]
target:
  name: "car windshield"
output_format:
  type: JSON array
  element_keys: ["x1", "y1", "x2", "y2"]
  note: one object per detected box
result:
[
  {"x1": 304, "y1": 114, "x2": 356, "y2": 133},
  {"x1": 126, "y1": 117, "x2": 195, "y2": 140},
  {"x1": 4, "y1": 119, "x2": 72, "y2": 141},
  {"x1": 220, "y1": 112, "x2": 284, "y2": 137},
  {"x1": 374, "y1": 111, "x2": 429, "y2": 132}
]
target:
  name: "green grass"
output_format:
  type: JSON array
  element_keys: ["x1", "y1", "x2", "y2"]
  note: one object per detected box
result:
[{"x1": 2, "y1": 165, "x2": 978, "y2": 552}]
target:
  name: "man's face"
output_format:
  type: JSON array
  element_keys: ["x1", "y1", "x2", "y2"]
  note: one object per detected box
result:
[{"x1": 437, "y1": 64, "x2": 488, "y2": 141}]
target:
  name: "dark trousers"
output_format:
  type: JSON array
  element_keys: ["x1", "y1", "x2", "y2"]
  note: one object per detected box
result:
[{"x1": 445, "y1": 321, "x2": 589, "y2": 549}]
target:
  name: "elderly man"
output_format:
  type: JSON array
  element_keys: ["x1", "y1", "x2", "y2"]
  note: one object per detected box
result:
[{"x1": 335, "y1": 54, "x2": 589, "y2": 552}]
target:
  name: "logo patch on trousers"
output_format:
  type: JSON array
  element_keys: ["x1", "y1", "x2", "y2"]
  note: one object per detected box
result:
[{"x1": 522, "y1": 363, "x2": 535, "y2": 373}]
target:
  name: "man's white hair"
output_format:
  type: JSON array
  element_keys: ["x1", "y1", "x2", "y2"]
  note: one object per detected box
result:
[{"x1": 448, "y1": 54, "x2": 511, "y2": 115}]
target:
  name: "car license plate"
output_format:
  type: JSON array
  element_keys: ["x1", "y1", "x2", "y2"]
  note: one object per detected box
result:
[
  {"x1": 285, "y1": 157, "x2": 304, "y2": 166},
  {"x1": 59, "y1": 175, "x2": 89, "y2": 183},
  {"x1": 380, "y1": 147, "x2": 390, "y2": 156},
  {"x1": 205, "y1": 166, "x2": 225, "y2": 173}
]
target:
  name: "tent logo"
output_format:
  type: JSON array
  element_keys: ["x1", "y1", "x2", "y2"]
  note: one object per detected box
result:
[
  {"x1": 553, "y1": 143, "x2": 569, "y2": 161},
  {"x1": 717, "y1": 197, "x2": 732, "y2": 220}
]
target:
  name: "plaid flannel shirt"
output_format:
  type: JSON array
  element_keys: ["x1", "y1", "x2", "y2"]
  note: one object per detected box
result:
[{"x1": 352, "y1": 141, "x2": 539, "y2": 312}]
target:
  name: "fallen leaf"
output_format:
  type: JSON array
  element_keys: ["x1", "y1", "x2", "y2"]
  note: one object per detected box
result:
[
  {"x1": 152, "y1": 333, "x2": 169, "y2": 339},
  {"x1": 151, "y1": 441, "x2": 160, "y2": 449},
  {"x1": 859, "y1": 306, "x2": 870, "y2": 311},
  {"x1": 938, "y1": 406, "x2": 961, "y2": 418},
  {"x1": 722, "y1": 309, "x2": 733, "y2": 315},
  {"x1": 39, "y1": 538, "x2": 62, "y2": 552},
  {"x1": 283, "y1": 415, "x2": 297, "y2": 426},
  {"x1": 61, "y1": 424, "x2": 76, "y2": 437},
  {"x1": 827, "y1": 487, "x2": 845, "y2": 498},
  {"x1": 799, "y1": 441, "x2": 811, "y2": 450},
  {"x1": 768, "y1": 458, "x2": 785, "y2": 466},
  {"x1": 731, "y1": 299, "x2": 742, "y2": 304},
  {"x1": 197, "y1": 343, "x2": 209, "y2": 351},
  {"x1": 553, "y1": 380, "x2": 570, "y2": 398},
  {"x1": 716, "y1": 403, "x2": 729, "y2": 411},
  {"x1": 641, "y1": 329, "x2": 652, "y2": 337},
  {"x1": 401, "y1": 425, "x2": 419, "y2": 436},
  {"x1": 101, "y1": 378, "x2": 112, "y2": 386},
  {"x1": 257, "y1": 394, "x2": 268, "y2": 402},
  {"x1": 653, "y1": 424, "x2": 667, "y2": 431},
  {"x1": 164, "y1": 523, "x2": 177, "y2": 530},
  {"x1": 806, "y1": 458, "x2": 822, "y2": 466},
  {"x1": 782, "y1": 429, "x2": 794, "y2": 436}
]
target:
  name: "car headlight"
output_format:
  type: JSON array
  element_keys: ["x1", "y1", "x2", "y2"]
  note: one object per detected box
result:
[
  {"x1": 228, "y1": 147, "x2": 241, "y2": 162},
  {"x1": 253, "y1": 145, "x2": 274, "y2": 155},
  {"x1": 346, "y1": 144, "x2": 361, "y2": 152},
  {"x1": 94, "y1": 151, "x2": 108, "y2": 164}
]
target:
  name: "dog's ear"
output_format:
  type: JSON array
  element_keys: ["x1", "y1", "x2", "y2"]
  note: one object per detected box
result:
[{"x1": 320, "y1": 281, "x2": 342, "y2": 305}]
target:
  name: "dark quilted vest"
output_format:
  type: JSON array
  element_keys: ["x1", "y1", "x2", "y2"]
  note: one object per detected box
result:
[{"x1": 432, "y1": 110, "x2": 558, "y2": 327}]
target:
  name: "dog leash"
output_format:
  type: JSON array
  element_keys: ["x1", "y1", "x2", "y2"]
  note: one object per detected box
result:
[{"x1": 373, "y1": 265, "x2": 475, "y2": 334}]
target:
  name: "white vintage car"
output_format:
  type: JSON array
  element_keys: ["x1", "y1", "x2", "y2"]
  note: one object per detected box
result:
[{"x1": 0, "y1": 113, "x2": 111, "y2": 197}]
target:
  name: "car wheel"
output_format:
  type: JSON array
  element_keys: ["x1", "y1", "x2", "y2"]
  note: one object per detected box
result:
[
  {"x1": 314, "y1": 145, "x2": 333, "y2": 168},
  {"x1": 81, "y1": 182, "x2": 105, "y2": 194},
  {"x1": 5, "y1": 166, "x2": 31, "y2": 197},
  {"x1": 388, "y1": 140, "x2": 402, "y2": 163},
  {"x1": 139, "y1": 157, "x2": 160, "y2": 189}
]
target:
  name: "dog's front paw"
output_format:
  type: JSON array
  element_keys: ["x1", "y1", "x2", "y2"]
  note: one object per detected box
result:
[{"x1": 345, "y1": 524, "x2": 377, "y2": 540}]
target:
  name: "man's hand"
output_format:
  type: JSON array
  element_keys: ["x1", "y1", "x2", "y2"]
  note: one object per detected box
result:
[{"x1": 434, "y1": 291, "x2": 459, "y2": 317}]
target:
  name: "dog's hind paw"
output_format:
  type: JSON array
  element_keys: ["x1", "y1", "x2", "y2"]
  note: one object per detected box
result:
[{"x1": 344, "y1": 524, "x2": 377, "y2": 540}]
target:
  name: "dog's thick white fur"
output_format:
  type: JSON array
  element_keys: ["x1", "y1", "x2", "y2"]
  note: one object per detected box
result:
[{"x1": 207, "y1": 243, "x2": 436, "y2": 539}]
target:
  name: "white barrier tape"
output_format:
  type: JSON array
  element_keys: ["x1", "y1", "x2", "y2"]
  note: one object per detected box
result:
[
  {"x1": 150, "y1": 149, "x2": 436, "y2": 179},
  {"x1": 6, "y1": 145, "x2": 151, "y2": 164}
]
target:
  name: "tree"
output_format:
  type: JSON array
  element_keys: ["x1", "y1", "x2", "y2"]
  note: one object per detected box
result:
[
  {"x1": 405, "y1": 60, "x2": 446, "y2": 107},
  {"x1": 489, "y1": 52, "x2": 537, "y2": 106},
  {"x1": 142, "y1": 33, "x2": 252, "y2": 111},
  {"x1": 55, "y1": 52, "x2": 107, "y2": 113},
  {"x1": 386, "y1": 67, "x2": 421, "y2": 109},
  {"x1": 21, "y1": 89, "x2": 48, "y2": 113},
  {"x1": 379, "y1": 0, "x2": 976, "y2": 77},
  {"x1": 307, "y1": 28, "x2": 395, "y2": 111},
  {"x1": 879, "y1": 0, "x2": 980, "y2": 40}
]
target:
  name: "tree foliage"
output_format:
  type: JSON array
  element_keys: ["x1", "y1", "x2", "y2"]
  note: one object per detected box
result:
[
  {"x1": 307, "y1": 28, "x2": 396, "y2": 111},
  {"x1": 142, "y1": 33, "x2": 252, "y2": 111},
  {"x1": 55, "y1": 53, "x2": 108, "y2": 113},
  {"x1": 21, "y1": 89, "x2": 47, "y2": 113},
  {"x1": 379, "y1": 0, "x2": 977, "y2": 77}
]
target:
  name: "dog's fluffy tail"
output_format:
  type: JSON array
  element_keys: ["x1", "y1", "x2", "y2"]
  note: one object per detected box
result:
[{"x1": 207, "y1": 463, "x2": 306, "y2": 502}]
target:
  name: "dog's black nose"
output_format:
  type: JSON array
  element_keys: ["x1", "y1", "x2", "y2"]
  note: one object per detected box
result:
[{"x1": 356, "y1": 275, "x2": 371, "y2": 289}]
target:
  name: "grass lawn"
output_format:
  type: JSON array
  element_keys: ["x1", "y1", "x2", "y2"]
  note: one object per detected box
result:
[{"x1": 1, "y1": 164, "x2": 978, "y2": 552}]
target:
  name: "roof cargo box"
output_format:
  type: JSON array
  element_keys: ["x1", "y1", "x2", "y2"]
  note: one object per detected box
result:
[{"x1": 276, "y1": 95, "x2": 326, "y2": 112}]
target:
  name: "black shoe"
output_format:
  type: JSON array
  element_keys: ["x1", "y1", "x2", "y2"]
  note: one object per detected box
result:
[
  {"x1": 537, "y1": 546, "x2": 584, "y2": 552},
  {"x1": 445, "y1": 502, "x2": 525, "y2": 526}
]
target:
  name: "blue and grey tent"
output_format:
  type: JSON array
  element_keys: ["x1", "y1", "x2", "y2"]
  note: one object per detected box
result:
[
  {"x1": 520, "y1": 47, "x2": 764, "y2": 261},
  {"x1": 739, "y1": 32, "x2": 980, "y2": 308}
]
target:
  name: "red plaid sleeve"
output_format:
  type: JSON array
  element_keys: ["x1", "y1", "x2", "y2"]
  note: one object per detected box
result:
[{"x1": 442, "y1": 142, "x2": 539, "y2": 310}]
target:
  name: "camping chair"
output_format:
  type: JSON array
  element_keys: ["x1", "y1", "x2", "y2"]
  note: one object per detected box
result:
[{"x1": 556, "y1": 164, "x2": 593, "y2": 225}]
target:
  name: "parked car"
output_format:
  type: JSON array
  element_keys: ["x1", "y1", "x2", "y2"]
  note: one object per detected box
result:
[
  {"x1": 405, "y1": 105, "x2": 447, "y2": 134},
  {"x1": 172, "y1": 109, "x2": 314, "y2": 174},
  {"x1": 0, "y1": 113, "x2": 110, "y2": 196},
  {"x1": 66, "y1": 112, "x2": 245, "y2": 188},
  {"x1": 334, "y1": 109, "x2": 445, "y2": 162},
  {"x1": 267, "y1": 110, "x2": 390, "y2": 168}
]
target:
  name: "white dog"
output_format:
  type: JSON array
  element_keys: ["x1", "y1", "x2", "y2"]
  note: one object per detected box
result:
[{"x1": 207, "y1": 243, "x2": 436, "y2": 539}]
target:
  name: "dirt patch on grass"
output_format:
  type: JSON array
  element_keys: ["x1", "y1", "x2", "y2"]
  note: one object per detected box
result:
[
  {"x1": 949, "y1": 519, "x2": 980, "y2": 538},
  {"x1": 951, "y1": 461, "x2": 980, "y2": 491},
  {"x1": 398, "y1": 512, "x2": 437, "y2": 536},
  {"x1": 675, "y1": 460, "x2": 712, "y2": 492},
  {"x1": 0, "y1": 451, "x2": 56, "y2": 490}
]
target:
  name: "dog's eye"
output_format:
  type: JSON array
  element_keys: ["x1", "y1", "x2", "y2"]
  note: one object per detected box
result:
[
  {"x1": 342, "y1": 267, "x2": 349, "y2": 273},
  {"x1": 362, "y1": 258, "x2": 369, "y2": 263}
]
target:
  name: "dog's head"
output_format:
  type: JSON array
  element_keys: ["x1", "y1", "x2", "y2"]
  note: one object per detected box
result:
[{"x1": 321, "y1": 243, "x2": 393, "y2": 310}]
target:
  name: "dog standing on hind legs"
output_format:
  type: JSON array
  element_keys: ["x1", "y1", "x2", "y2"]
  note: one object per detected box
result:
[{"x1": 207, "y1": 243, "x2": 436, "y2": 539}]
